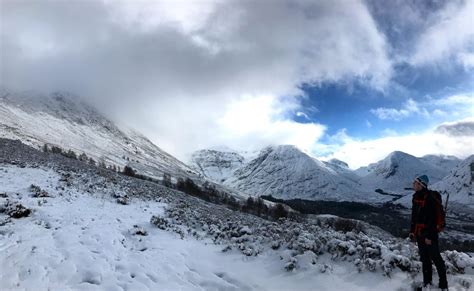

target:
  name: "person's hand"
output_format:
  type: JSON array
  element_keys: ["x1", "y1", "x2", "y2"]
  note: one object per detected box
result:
[
  {"x1": 409, "y1": 233, "x2": 415, "y2": 242},
  {"x1": 425, "y1": 238, "x2": 432, "y2": 245}
]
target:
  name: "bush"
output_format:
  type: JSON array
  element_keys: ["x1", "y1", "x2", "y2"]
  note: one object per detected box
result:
[
  {"x1": 176, "y1": 178, "x2": 203, "y2": 198},
  {"x1": 63, "y1": 149, "x2": 77, "y2": 160},
  {"x1": 30, "y1": 184, "x2": 49, "y2": 197},
  {"x1": 79, "y1": 153, "x2": 88, "y2": 162},
  {"x1": 333, "y1": 217, "x2": 361, "y2": 233},
  {"x1": 272, "y1": 203, "x2": 288, "y2": 219},
  {"x1": 88, "y1": 157, "x2": 96, "y2": 166},
  {"x1": 50, "y1": 146, "x2": 63, "y2": 154},
  {"x1": 162, "y1": 173, "x2": 172, "y2": 188},
  {"x1": 116, "y1": 195, "x2": 130, "y2": 205},
  {"x1": 123, "y1": 166, "x2": 136, "y2": 177},
  {"x1": 1, "y1": 201, "x2": 31, "y2": 219}
]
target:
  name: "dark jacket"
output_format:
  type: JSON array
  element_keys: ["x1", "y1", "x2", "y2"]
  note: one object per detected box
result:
[{"x1": 410, "y1": 188, "x2": 438, "y2": 240}]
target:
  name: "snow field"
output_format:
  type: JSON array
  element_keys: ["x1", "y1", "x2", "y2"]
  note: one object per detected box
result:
[{"x1": 1, "y1": 165, "x2": 473, "y2": 290}]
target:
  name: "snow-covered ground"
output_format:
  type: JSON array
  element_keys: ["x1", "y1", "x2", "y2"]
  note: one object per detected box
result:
[{"x1": 1, "y1": 165, "x2": 473, "y2": 291}]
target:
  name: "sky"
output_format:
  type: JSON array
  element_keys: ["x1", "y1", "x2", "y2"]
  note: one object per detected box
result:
[{"x1": 1, "y1": 0, "x2": 473, "y2": 168}]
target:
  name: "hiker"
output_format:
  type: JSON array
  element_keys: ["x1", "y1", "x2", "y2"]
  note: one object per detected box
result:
[{"x1": 409, "y1": 175, "x2": 448, "y2": 290}]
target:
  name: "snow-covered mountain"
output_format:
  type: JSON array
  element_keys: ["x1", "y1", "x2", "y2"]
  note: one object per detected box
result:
[
  {"x1": 222, "y1": 145, "x2": 381, "y2": 202},
  {"x1": 191, "y1": 146, "x2": 464, "y2": 204},
  {"x1": 357, "y1": 151, "x2": 454, "y2": 194},
  {"x1": 323, "y1": 158, "x2": 361, "y2": 183},
  {"x1": 190, "y1": 149, "x2": 245, "y2": 183},
  {"x1": 431, "y1": 155, "x2": 474, "y2": 209},
  {"x1": 420, "y1": 154, "x2": 461, "y2": 172},
  {"x1": 0, "y1": 90, "x2": 197, "y2": 180}
]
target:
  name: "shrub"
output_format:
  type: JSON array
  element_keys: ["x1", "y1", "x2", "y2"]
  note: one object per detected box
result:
[
  {"x1": 88, "y1": 157, "x2": 96, "y2": 166},
  {"x1": 63, "y1": 149, "x2": 77, "y2": 159},
  {"x1": 333, "y1": 217, "x2": 361, "y2": 233},
  {"x1": 162, "y1": 173, "x2": 172, "y2": 188},
  {"x1": 123, "y1": 166, "x2": 136, "y2": 177},
  {"x1": 79, "y1": 153, "x2": 88, "y2": 162},
  {"x1": 50, "y1": 146, "x2": 63, "y2": 154},
  {"x1": 272, "y1": 203, "x2": 288, "y2": 219}
]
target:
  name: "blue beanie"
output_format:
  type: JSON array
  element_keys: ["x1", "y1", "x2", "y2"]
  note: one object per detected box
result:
[{"x1": 415, "y1": 175, "x2": 429, "y2": 188}]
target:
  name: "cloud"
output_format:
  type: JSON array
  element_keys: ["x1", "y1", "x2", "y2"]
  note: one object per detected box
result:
[
  {"x1": 215, "y1": 94, "x2": 326, "y2": 151},
  {"x1": 1, "y1": 0, "x2": 392, "y2": 159},
  {"x1": 409, "y1": 0, "x2": 474, "y2": 68},
  {"x1": 370, "y1": 93, "x2": 474, "y2": 121},
  {"x1": 435, "y1": 118, "x2": 474, "y2": 136},
  {"x1": 430, "y1": 94, "x2": 474, "y2": 107},
  {"x1": 318, "y1": 118, "x2": 474, "y2": 169},
  {"x1": 296, "y1": 111, "x2": 311, "y2": 120},
  {"x1": 370, "y1": 98, "x2": 424, "y2": 121}
]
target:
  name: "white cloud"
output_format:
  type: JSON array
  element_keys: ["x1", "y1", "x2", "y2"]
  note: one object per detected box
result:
[
  {"x1": 371, "y1": 94, "x2": 474, "y2": 122},
  {"x1": 296, "y1": 112, "x2": 310, "y2": 120},
  {"x1": 215, "y1": 94, "x2": 326, "y2": 152},
  {"x1": 319, "y1": 118, "x2": 474, "y2": 169},
  {"x1": 410, "y1": 0, "x2": 474, "y2": 68},
  {"x1": 370, "y1": 98, "x2": 421, "y2": 120},
  {"x1": 431, "y1": 94, "x2": 474, "y2": 107},
  {"x1": 1, "y1": 0, "x2": 392, "y2": 159},
  {"x1": 105, "y1": 0, "x2": 221, "y2": 34}
]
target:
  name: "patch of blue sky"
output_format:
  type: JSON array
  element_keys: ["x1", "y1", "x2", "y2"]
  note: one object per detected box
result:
[{"x1": 293, "y1": 60, "x2": 473, "y2": 142}]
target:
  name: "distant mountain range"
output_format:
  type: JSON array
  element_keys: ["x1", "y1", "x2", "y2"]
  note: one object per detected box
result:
[
  {"x1": 189, "y1": 146, "x2": 467, "y2": 204},
  {"x1": 1, "y1": 89, "x2": 470, "y2": 206}
]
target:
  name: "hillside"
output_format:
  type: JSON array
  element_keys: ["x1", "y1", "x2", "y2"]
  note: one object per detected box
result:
[{"x1": 0, "y1": 90, "x2": 197, "y2": 180}]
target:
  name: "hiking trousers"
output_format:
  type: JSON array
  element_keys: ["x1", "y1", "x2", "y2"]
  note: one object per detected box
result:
[{"x1": 417, "y1": 236, "x2": 448, "y2": 289}]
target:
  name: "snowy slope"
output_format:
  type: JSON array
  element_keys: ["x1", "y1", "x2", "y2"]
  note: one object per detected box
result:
[
  {"x1": 0, "y1": 90, "x2": 197, "y2": 180},
  {"x1": 323, "y1": 158, "x2": 361, "y2": 183},
  {"x1": 223, "y1": 145, "x2": 382, "y2": 203},
  {"x1": 1, "y1": 141, "x2": 473, "y2": 291},
  {"x1": 431, "y1": 155, "x2": 474, "y2": 210},
  {"x1": 190, "y1": 149, "x2": 245, "y2": 183},
  {"x1": 420, "y1": 154, "x2": 461, "y2": 171},
  {"x1": 357, "y1": 151, "x2": 453, "y2": 194}
]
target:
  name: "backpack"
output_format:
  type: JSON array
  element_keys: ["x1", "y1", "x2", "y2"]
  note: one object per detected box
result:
[{"x1": 430, "y1": 190, "x2": 446, "y2": 232}]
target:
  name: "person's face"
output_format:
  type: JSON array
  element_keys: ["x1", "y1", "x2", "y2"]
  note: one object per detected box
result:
[{"x1": 413, "y1": 180, "x2": 423, "y2": 191}]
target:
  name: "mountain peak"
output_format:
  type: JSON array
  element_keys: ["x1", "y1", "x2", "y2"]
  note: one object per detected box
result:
[
  {"x1": 327, "y1": 158, "x2": 349, "y2": 169},
  {"x1": 387, "y1": 151, "x2": 415, "y2": 160}
]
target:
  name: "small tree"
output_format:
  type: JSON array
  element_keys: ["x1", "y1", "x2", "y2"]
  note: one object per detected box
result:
[
  {"x1": 51, "y1": 146, "x2": 63, "y2": 154},
  {"x1": 79, "y1": 153, "x2": 88, "y2": 162},
  {"x1": 123, "y1": 165, "x2": 136, "y2": 177},
  {"x1": 64, "y1": 149, "x2": 77, "y2": 159},
  {"x1": 88, "y1": 157, "x2": 96, "y2": 166},
  {"x1": 272, "y1": 203, "x2": 288, "y2": 219},
  {"x1": 246, "y1": 197, "x2": 255, "y2": 208},
  {"x1": 256, "y1": 198, "x2": 268, "y2": 216},
  {"x1": 42, "y1": 144, "x2": 49, "y2": 153},
  {"x1": 98, "y1": 157, "x2": 107, "y2": 169},
  {"x1": 162, "y1": 173, "x2": 172, "y2": 188}
]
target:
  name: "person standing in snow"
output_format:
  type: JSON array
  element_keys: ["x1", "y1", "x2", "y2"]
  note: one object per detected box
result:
[{"x1": 409, "y1": 175, "x2": 448, "y2": 290}]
